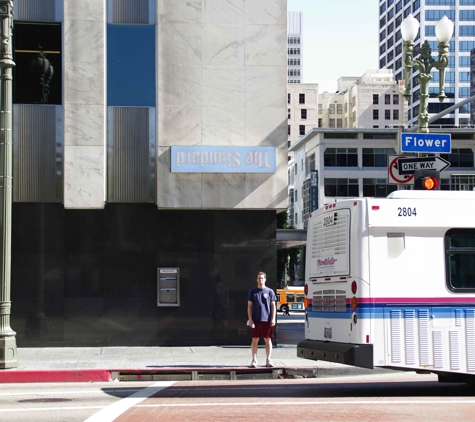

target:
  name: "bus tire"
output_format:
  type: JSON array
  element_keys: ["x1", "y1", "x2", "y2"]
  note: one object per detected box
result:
[{"x1": 282, "y1": 305, "x2": 289, "y2": 315}]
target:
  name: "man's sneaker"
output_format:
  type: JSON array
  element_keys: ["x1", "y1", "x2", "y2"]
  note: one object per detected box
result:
[
  {"x1": 266, "y1": 358, "x2": 274, "y2": 367},
  {"x1": 250, "y1": 359, "x2": 257, "y2": 368}
]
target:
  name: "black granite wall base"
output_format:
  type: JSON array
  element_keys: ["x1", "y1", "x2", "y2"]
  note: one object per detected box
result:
[{"x1": 11, "y1": 204, "x2": 277, "y2": 347}]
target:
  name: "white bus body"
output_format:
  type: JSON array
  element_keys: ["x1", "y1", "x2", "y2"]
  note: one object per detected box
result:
[{"x1": 297, "y1": 191, "x2": 475, "y2": 381}]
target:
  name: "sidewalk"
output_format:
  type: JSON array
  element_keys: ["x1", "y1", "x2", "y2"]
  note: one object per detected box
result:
[{"x1": 0, "y1": 344, "x2": 390, "y2": 383}]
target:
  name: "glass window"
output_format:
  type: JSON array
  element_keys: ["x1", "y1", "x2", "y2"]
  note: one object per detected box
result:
[
  {"x1": 373, "y1": 109, "x2": 379, "y2": 120},
  {"x1": 385, "y1": 94, "x2": 391, "y2": 104},
  {"x1": 385, "y1": 109, "x2": 391, "y2": 120},
  {"x1": 288, "y1": 93, "x2": 291, "y2": 104},
  {"x1": 324, "y1": 178, "x2": 359, "y2": 197},
  {"x1": 363, "y1": 148, "x2": 396, "y2": 167},
  {"x1": 393, "y1": 94, "x2": 399, "y2": 105},
  {"x1": 459, "y1": 87, "x2": 470, "y2": 98},
  {"x1": 440, "y1": 149, "x2": 474, "y2": 168},
  {"x1": 459, "y1": 56, "x2": 470, "y2": 68},
  {"x1": 108, "y1": 24, "x2": 156, "y2": 106},
  {"x1": 393, "y1": 109, "x2": 399, "y2": 120},
  {"x1": 299, "y1": 93, "x2": 305, "y2": 104},
  {"x1": 459, "y1": 72, "x2": 471, "y2": 82},
  {"x1": 13, "y1": 22, "x2": 62, "y2": 105},
  {"x1": 446, "y1": 229, "x2": 475, "y2": 291},
  {"x1": 460, "y1": 10, "x2": 475, "y2": 21},
  {"x1": 337, "y1": 104, "x2": 342, "y2": 114},
  {"x1": 324, "y1": 148, "x2": 358, "y2": 167},
  {"x1": 426, "y1": 10, "x2": 455, "y2": 21},
  {"x1": 299, "y1": 125, "x2": 305, "y2": 135},
  {"x1": 363, "y1": 178, "x2": 397, "y2": 197},
  {"x1": 460, "y1": 26, "x2": 475, "y2": 37},
  {"x1": 373, "y1": 94, "x2": 379, "y2": 104},
  {"x1": 301, "y1": 109, "x2": 307, "y2": 119}
]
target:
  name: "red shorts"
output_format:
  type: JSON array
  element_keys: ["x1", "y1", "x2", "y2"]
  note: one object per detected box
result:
[{"x1": 251, "y1": 321, "x2": 274, "y2": 339}]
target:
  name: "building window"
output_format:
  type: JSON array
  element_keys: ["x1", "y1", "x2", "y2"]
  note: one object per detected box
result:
[
  {"x1": 318, "y1": 118, "x2": 322, "y2": 127},
  {"x1": 363, "y1": 148, "x2": 396, "y2": 167},
  {"x1": 324, "y1": 178, "x2": 359, "y2": 197},
  {"x1": 295, "y1": 213, "x2": 298, "y2": 225},
  {"x1": 385, "y1": 110, "x2": 391, "y2": 120},
  {"x1": 337, "y1": 119, "x2": 343, "y2": 128},
  {"x1": 385, "y1": 94, "x2": 391, "y2": 105},
  {"x1": 288, "y1": 125, "x2": 291, "y2": 136},
  {"x1": 373, "y1": 94, "x2": 379, "y2": 104},
  {"x1": 318, "y1": 104, "x2": 322, "y2": 114},
  {"x1": 295, "y1": 189, "x2": 298, "y2": 202},
  {"x1": 288, "y1": 93, "x2": 291, "y2": 104},
  {"x1": 299, "y1": 125, "x2": 305, "y2": 135},
  {"x1": 373, "y1": 109, "x2": 379, "y2": 120},
  {"x1": 299, "y1": 93, "x2": 305, "y2": 104},
  {"x1": 329, "y1": 104, "x2": 335, "y2": 114},
  {"x1": 440, "y1": 148, "x2": 474, "y2": 168},
  {"x1": 329, "y1": 119, "x2": 335, "y2": 128},
  {"x1": 393, "y1": 94, "x2": 399, "y2": 105},
  {"x1": 13, "y1": 22, "x2": 62, "y2": 105},
  {"x1": 301, "y1": 109, "x2": 307, "y2": 119},
  {"x1": 324, "y1": 148, "x2": 358, "y2": 167},
  {"x1": 108, "y1": 24, "x2": 156, "y2": 106},
  {"x1": 362, "y1": 179, "x2": 397, "y2": 198},
  {"x1": 393, "y1": 110, "x2": 399, "y2": 120},
  {"x1": 337, "y1": 104, "x2": 342, "y2": 114},
  {"x1": 288, "y1": 109, "x2": 291, "y2": 119}
]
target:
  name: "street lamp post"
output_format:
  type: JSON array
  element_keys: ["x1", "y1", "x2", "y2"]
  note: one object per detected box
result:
[
  {"x1": 401, "y1": 14, "x2": 454, "y2": 134},
  {"x1": 0, "y1": 0, "x2": 16, "y2": 369}
]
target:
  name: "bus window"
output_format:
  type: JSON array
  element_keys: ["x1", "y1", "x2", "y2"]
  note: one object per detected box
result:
[
  {"x1": 296, "y1": 294, "x2": 305, "y2": 303},
  {"x1": 287, "y1": 294, "x2": 295, "y2": 303},
  {"x1": 445, "y1": 229, "x2": 475, "y2": 291}
]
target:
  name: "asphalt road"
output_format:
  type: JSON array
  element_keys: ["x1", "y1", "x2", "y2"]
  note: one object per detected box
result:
[{"x1": 2, "y1": 373, "x2": 475, "y2": 422}]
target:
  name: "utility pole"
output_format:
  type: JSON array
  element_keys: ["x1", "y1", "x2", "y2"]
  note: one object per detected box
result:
[{"x1": 0, "y1": 0, "x2": 16, "y2": 369}]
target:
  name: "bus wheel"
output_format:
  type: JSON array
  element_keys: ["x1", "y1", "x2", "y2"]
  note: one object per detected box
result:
[{"x1": 281, "y1": 305, "x2": 289, "y2": 315}]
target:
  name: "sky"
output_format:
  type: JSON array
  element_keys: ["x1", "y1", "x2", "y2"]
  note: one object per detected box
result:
[{"x1": 287, "y1": 0, "x2": 379, "y2": 93}]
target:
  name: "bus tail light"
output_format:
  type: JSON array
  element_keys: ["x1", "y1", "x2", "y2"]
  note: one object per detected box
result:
[
  {"x1": 351, "y1": 281, "x2": 357, "y2": 294},
  {"x1": 304, "y1": 284, "x2": 308, "y2": 295},
  {"x1": 304, "y1": 298, "x2": 308, "y2": 310},
  {"x1": 351, "y1": 296, "x2": 357, "y2": 310}
]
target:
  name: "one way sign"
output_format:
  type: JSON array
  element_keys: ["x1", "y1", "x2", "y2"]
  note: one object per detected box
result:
[{"x1": 398, "y1": 156, "x2": 450, "y2": 175}]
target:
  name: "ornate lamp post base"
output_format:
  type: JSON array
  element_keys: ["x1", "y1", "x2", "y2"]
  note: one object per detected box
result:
[{"x1": 0, "y1": 335, "x2": 17, "y2": 369}]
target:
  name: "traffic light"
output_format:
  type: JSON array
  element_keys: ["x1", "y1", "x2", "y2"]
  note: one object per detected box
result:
[{"x1": 413, "y1": 170, "x2": 440, "y2": 190}]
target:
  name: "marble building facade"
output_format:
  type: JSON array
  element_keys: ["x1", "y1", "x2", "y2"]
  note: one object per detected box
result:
[{"x1": 11, "y1": 0, "x2": 287, "y2": 346}]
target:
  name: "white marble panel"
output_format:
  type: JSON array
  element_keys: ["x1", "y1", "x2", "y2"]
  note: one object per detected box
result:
[
  {"x1": 202, "y1": 65, "x2": 245, "y2": 105},
  {"x1": 244, "y1": 0, "x2": 286, "y2": 25},
  {"x1": 201, "y1": 173, "x2": 246, "y2": 208},
  {"x1": 64, "y1": 62, "x2": 105, "y2": 105},
  {"x1": 202, "y1": 105, "x2": 245, "y2": 146},
  {"x1": 202, "y1": 24, "x2": 245, "y2": 65},
  {"x1": 245, "y1": 106, "x2": 286, "y2": 147},
  {"x1": 158, "y1": 65, "x2": 201, "y2": 106},
  {"x1": 245, "y1": 65, "x2": 286, "y2": 107},
  {"x1": 158, "y1": 23, "x2": 202, "y2": 65},
  {"x1": 239, "y1": 145, "x2": 288, "y2": 209},
  {"x1": 245, "y1": 24, "x2": 286, "y2": 66},
  {"x1": 64, "y1": 0, "x2": 104, "y2": 21},
  {"x1": 158, "y1": 0, "x2": 202, "y2": 23},
  {"x1": 158, "y1": 105, "x2": 202, "y2": 146},
  {"x1": 64, "y1": 20, "x2": 104, "y2": 64},
  {"x1": 64, "y1": 104, "x2": 105, "y2": 146},
  {"x1": 64, "y1": 146, "x2": 105, "y2": 209},
  {"x1": 202, "y1": 0, "x2": 244, "y2": 24},
  {"x1": 157, "y1": 147, "x2": 203, "y2": 208}
]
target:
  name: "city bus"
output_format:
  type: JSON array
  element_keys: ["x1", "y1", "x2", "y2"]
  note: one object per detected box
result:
[
  {"x1": 297, "y1": 190, "x2": 475, "y2": 382},
  {"x1": 277, "y1": 287, "x2": 305, "y2": 313}
]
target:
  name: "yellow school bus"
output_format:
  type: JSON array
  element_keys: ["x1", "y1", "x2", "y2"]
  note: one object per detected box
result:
[{"x1": 276, "y1": 287, "x2": 305, "y2": 313}]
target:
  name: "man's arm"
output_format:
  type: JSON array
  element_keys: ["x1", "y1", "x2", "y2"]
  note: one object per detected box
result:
[
  {"x1": 270, "y1": 300, "x2": 276, "y2": 326},
  {"x1": 247, "y1": 300, "x2": 254, "y2": 326}
]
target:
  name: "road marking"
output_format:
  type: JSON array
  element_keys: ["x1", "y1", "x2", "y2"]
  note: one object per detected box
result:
[
  {"x1": 84, "y1": 381, "x2": 175, "y2": 422},
  {"x1": 0, "y1": 389, "x2": 141, "y2": 397}
]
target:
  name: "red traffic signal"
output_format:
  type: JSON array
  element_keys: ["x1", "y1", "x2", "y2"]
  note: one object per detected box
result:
[{"x1": 413, "y1": 170, "x2": 440, "y2": 190}]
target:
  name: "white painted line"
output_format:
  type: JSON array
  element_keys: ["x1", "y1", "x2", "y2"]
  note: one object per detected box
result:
[{"x1": 83, "y1": 381, "x2": 175, "y2": 422}]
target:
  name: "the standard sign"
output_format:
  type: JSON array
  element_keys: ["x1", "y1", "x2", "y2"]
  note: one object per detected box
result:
[
  {"x1": 170, "y1": 146, "x2": 276, "y2": 173},
  {"x1": 401, "y1": 133, "x2": 451, "y2": 153}
]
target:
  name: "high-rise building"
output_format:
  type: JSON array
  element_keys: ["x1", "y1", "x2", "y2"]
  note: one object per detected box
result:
[
  {"x1": 379, "y1": 0, "x2": 474, "y2": 128},
  {"x1": 288, "y1": 11, "x2": 302, "y2": 83}
]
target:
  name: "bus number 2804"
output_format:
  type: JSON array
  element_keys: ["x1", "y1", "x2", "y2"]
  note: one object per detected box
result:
[{"x1": 398, "y1": 207, "x2": 417, "y2": 217}]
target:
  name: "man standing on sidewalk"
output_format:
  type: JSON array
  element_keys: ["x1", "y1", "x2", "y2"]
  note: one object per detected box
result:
[{"x1": 247, "y1": 272, "x2": 276, "y2": 368}]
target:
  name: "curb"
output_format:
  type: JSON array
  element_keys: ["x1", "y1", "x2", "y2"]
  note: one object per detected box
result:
[
  {"x1": 0, "y1": 369, "x2": 112, "y2": 383},
  {"x1": 0, "y1": 366, "x2": 318, "y2": 384}
]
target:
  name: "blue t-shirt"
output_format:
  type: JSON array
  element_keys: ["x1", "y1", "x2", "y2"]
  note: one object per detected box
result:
[{"x1": 247, "y1": 286, "x2": 277, "y2": 322}]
